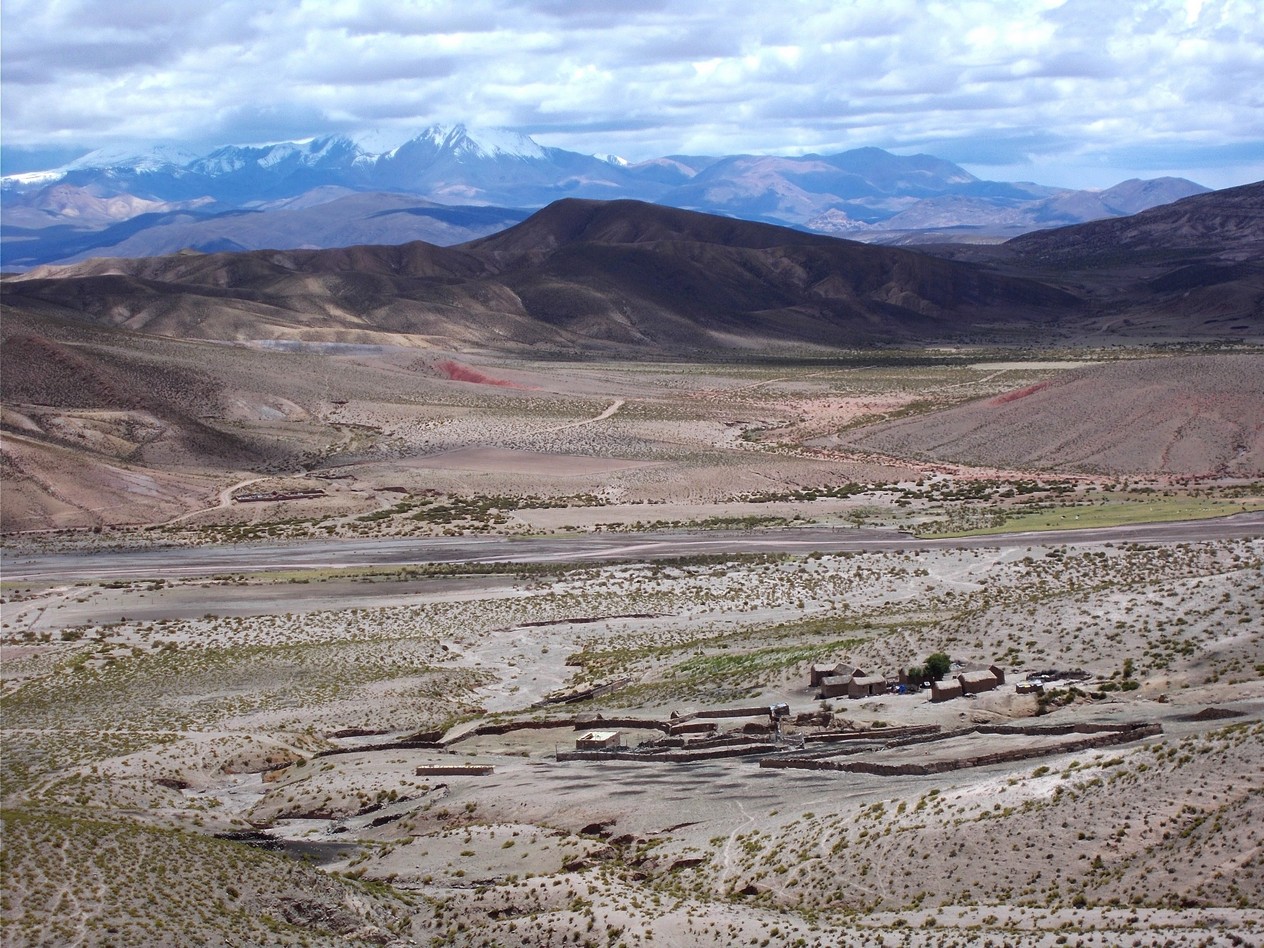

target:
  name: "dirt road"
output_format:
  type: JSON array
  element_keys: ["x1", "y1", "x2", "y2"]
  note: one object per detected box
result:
[{"x1": 3, "y1": 512, "x2": 1260, "y2": 582}]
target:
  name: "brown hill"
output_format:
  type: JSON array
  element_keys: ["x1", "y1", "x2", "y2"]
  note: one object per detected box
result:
[
  {"x1": 3, "y1": 242, "x2": 567, "y2": 348},
  {"x1": 0, "y1": 309, "x2": 376, "y2": 530},
  {"x1": 8, "y1": 192, "x2": 1261, "y2": 355},
  {"x1": 2, "y1": 188, "x2": 529, "y2": 270},
  {"x1": 2, "y1": 199, "x2": 1081, "y2": 354},
  {"x1": 918, "y1": 182, "x2": 1264, "y2": 342},
  {"x1": 1005, "y1": 180, "x2": 1264, "y2": 260},
  {"x1": 468, "y1": 200, "x2": 1082, "y2": 348},
  {"x1": 0, "y1": 324, "x2": 292, "y2": 472},
  {"x1": 838, "y1": 354, "x2": 1264, "y2": 477}
]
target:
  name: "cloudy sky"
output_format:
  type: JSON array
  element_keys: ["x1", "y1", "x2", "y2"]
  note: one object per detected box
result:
[{"x1": 2, "y1": 0, "x2": 1261, "y2": 189}]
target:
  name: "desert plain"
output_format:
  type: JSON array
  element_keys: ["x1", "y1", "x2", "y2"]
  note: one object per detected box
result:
[{"x1": 2, "y1": 338, "x2": 1263, "y2": 947}]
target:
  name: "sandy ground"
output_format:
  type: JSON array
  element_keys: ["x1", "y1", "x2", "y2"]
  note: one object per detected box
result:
[
  {"x1": 4, "y1": 528, "x2": 1262, "y2": 944},
  {"x1": 842, "y1": 353, "x2": 1264, "y2": 477},
  {"x1": 4, "y1": 351, "x2": 1263, "y2": 945},
  {"x1": 6, "y1": 351, "x2": 1119, "y2": 535}
]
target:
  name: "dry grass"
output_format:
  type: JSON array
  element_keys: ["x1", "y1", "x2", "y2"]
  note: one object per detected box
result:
[{"x1": 4, "y1": 346, "x2": 1263, "y2": 945}]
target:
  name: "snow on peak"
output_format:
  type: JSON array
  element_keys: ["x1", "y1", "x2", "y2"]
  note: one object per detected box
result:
[
  {"x1": 351, "y1": 128, "x2": 410, "y2": 157},
  {"x1": 594, "y1": 153, "x2": 630, "y2": 167},
  {"x1": 414, "y1": 123, "x2": 547, "y2": 160},
  {"x1": 306, "y1": 135, "x2": 358, "y2": 160},
  {"x1": 65, "y1": 143, "x2": 200, "y2": 173},
  {"x1": 2, "y1": 169, "x2": 67, "y2": 188},
  {"x1": 257, "y1": 142, "x2": 301, "y2": 169},
  {"x1": 190, "y1": 136, "x2": 362, "y2": 174}
]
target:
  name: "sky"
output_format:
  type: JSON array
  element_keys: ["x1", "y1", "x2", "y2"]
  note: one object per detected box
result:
[{"x1": 2, "y1": 0, "x2": 1262, "y2": 190}]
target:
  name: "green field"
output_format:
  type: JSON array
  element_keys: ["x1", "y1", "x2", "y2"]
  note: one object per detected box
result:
[{"x1": 921, "y1": 495, "x2": 1263, "y2": 538}]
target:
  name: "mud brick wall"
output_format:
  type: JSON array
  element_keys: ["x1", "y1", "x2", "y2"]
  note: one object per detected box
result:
[
  {"x1": 574, "y1": 717, "x2": 672, "y2": 732},
  {"x1": 669, "y1": 721, "x2": 717, "y2": 735},
  {"x1": 975, "y1": 722, "x2": 1156, "y2": 737},
  {"x1": 692, "y1": 707, "x2": 772, "y2": 719},
  {"x1": 414, "y1": 764, "x2": 495, "y2": 776},
  {"x1": 762, "y1": 723, "x2": 1161, "y2": 774},
  {"x1": 312, "y1": 738, "x2": 446, "y2": 760},
  {"x1": 443, "y1": 718, "x2": 579, "y2": 746},
  {"x1": 558, "y1": 742, "x2": 777, "y2": 764},
  {"x1": 806, "y1": 724, "x2": 940, "y2": 744}
]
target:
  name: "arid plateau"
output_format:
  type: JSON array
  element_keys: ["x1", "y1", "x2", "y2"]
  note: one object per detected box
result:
[{"x1": 2, "y1": 192, "x2": 1263, "y2": 947}]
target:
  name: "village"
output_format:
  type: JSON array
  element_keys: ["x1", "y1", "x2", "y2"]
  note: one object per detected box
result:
[
  {"x1": 548, "y1": 658, "x2": 1158, "y2": 773},
  {"x1": 282, "y1": 654, "x2": 1159, "y2": 786}
]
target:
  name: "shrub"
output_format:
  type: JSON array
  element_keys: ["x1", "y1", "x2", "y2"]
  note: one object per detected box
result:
[{"x1": 925, "y1": 653, "x2": 952, "y2": 682}]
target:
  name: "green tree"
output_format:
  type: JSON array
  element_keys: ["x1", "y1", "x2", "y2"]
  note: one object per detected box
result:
[{"x1": 925, "y1": 652, "x2": 952, "y2": 681}]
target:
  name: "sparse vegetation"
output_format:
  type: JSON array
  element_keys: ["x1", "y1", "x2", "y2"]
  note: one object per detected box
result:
[{"x1": 2, "y1": 348, "x2": 1260, "y2": 945}]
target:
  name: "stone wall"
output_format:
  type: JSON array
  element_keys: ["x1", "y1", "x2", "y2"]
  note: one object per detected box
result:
[
  {"x1": 312, "y1": 737, "x2": 446, "y2": 760},
  {"x1": 574, "y1": 717, "x2": 671, "y2": 732},
  {"x1": 443, "y1": 718, "x2": 581, "y2": 746},
  {"x1": 414, "y1": 764, "x2": 495, "y2": 776},
  {"x1": 692, "y1": 706, "x2": 772, "y2": 719},
  {"x1": 760, "y1": 722, "x2": 1161, "y2": 775},
  {"x1": 805, "y1": 724, "x2": 940, "y2": 745},
  {"x1": 558, "y1": 740, "x2": 777, "y2": 764}
]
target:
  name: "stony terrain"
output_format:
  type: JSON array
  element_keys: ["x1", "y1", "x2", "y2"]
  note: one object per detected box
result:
[
  {"x1": 838, "y1": 353, "x2": 1264, "y2": 477},
  {"x1": 3, "y1": 530, "x2": 1262, "y2": 946},
  {"x1": 5, "y1": 300, "x2": 1260, "y2": 538},
  {"x1": 2, "y1": 192, "x2": 1263, "y2": 946},
  {"x1": 3, "y1": 339, "x2": 1262, "y2": 944}
]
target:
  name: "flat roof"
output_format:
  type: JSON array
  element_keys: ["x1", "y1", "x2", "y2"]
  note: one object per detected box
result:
[{"x1": 960, "y1": 670, "x2": 999, "y2": 683}]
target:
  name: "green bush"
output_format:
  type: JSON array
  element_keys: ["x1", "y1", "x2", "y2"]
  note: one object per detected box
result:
[{"x1": 925, "y1": 652, "x2": 951, "y2": 682}]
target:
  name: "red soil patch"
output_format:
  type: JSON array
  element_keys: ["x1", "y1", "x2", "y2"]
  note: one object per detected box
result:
[
  {"x1": 990, "y1": 382, "x2": 1050, "y2": 405},
  {"x1": 435, "y1": 360, "x2": 532, "y2": 389}
]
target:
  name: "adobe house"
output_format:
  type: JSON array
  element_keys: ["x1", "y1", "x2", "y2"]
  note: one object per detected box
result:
[
  {"x1": 931, "y1": 678, "x2": 964, "y2": 702},
  {"x1": 810, "y1": 662, "x2": 859, "y2": 688},
  {"x1": 989, "y1": 664, "x2": 1006, "y2": 684},
  {"x1": 575, "y1": 730, "x2": 623, "y2": 751},
  {"x1": 818, "y1": 674, "x2": 853, "y2": 699},
  {"x1": 958, "y1": 669, "x2": 1001, "y2": 695},
  {"x1": 847, "y1": 675, "x2": 887, "y2": 699}
]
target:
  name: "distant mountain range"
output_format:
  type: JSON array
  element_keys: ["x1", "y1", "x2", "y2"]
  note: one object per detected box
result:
[{"x1": 1, "y1": 125, "x2": 1211, "y2": 270}]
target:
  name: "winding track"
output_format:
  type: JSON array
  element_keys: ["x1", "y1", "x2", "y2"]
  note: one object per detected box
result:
[
  {"x1": 2, "y1": 512, "x2": 1260, "y2": 583},
  {"x1": 534, "y1": 398, "x2": 625, "y2": 433}
]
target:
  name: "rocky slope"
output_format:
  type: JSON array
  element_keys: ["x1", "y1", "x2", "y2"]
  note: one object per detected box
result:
[
  {"x1": 2, "y1": 199, "x2": 1081, "y2": 354},
  {"x1": 839, "y1": 354, "x2": 1264, "y2": 477}
]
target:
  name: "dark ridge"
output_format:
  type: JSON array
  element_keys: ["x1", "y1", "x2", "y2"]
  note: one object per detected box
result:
[
  {"x1": 1006, "y1": 180, "x2": 1264, "y2": 260},
  {"x1": 3, "y1": 198, "x2": 1083, "y2": 354},
  {"x1": 6, "y1": 190, "x2": 1261, "y2": 355}
]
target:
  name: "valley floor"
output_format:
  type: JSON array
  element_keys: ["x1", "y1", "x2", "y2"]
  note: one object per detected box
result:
[
  {"x1": 3, "y1": 527, "x2": 1261, "y2": 946},
  {"x1": 2, "y1": 349, "x2": 1262, "y2": 946}
]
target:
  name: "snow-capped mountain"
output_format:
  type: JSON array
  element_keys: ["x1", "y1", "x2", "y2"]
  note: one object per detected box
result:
[
  {"x1": 1, "y1": 124, "x2": 1211, "y2": 269},
  {"x1": 192, "y1": 136, "x2": 363, "y2": 176},
  {"x1": 62, "y1": 142, "x2": 203, "y2": 174},
  {"x1": 416, "y1": 124, "x2": 548, "y2": 161}
]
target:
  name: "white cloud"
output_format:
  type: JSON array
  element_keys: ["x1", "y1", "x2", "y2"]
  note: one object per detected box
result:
[{"x1": 0, "y1": 0, "x2": 1260, "y2": 188}]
